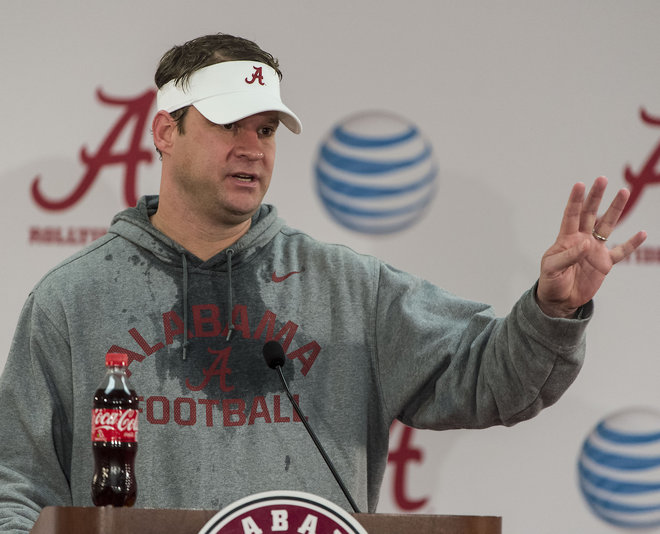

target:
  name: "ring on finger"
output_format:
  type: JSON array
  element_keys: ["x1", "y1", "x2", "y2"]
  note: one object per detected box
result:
[{"x1": 592, "y1": 228, "x2": 608, "y2": 242}]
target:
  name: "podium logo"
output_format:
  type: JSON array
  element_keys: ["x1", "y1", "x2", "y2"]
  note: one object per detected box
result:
[
  {"x1": 578, "y1": 407, "x2": 660, "y2": 528},
  {"x1": 314, "y1": 111, "x2": 438, "y2": 234},
  {"x1": 198, "y1": 490, "x2": 367, "y2": 534}
]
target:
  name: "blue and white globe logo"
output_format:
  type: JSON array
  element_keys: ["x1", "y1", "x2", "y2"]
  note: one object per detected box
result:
[
  {"x1": 314, "y1": 111, "x2": 438, "y2": 234},
  {"x1": 578, "y1": 408, "x2": 660, "y2": 528}
]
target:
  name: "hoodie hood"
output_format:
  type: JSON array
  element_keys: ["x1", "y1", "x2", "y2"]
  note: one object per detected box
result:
[
  {"x1": 108, "y1": 195, "x2": 285, "y2": 270},
  {"x1": 107, "y1": 195, "x2": 285, "y2": 356}
]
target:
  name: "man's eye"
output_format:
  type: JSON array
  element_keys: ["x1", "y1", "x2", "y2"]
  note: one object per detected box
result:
[{"x1": 221, "y1": 123, "x2": 235, "y2": 130}]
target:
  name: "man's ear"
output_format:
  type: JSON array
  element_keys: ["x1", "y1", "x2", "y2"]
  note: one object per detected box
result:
[{"x1": 152, "y1": 110, "x2": 177, "y2": 155}]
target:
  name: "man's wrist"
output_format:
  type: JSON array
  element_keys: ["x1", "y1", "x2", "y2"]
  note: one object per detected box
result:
[
  {"x1": 538, "y1": 301, "x2": 580, "y2": 318},
  {"x1": 534, "y1": 288, "x2": 581, "y2": 318}
]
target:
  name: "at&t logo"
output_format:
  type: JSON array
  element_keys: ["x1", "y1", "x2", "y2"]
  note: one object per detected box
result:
[
  {"x1": 578, "y1": 407, "x2": 660, "y2": 528},
  {"x1": 314, "y1": 111, "x2": 438, "y2": 234}
]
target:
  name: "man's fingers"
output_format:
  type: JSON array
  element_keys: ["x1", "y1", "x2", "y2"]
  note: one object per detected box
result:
[
  {"x1": 610, "y1": 231, "x2": 648, "y2": 264},
  {"x1": 578, "y1": 176, "x2": 608, "y2": 234},
  {"x1": 592, "y1": 188, "x2": 632, "y2": 240},
  {"x1": 543, "y1": 240, "x2": 589, "y2": 275},
  {"x1": 559, "y1": 182, "x2": 586, "y2": 237}
]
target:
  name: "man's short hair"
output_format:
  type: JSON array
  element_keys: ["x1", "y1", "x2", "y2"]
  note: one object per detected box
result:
[{"x1": 155, "y1": 33, "x2": 282, "y2": 133}]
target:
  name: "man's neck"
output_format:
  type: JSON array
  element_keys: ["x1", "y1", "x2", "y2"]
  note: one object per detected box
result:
[{"x1": 149, "y1": 208, "x2": 252, "y2": 261}]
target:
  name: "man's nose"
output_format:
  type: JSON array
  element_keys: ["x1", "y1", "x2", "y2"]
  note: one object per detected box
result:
[{"x1": 234, "y1": 130, "x2": 264, "y2": 160}]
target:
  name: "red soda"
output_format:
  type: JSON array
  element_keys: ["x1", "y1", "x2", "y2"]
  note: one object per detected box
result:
[{"x1": 91, "y1": 352, "x2": 139, "y2": 507}]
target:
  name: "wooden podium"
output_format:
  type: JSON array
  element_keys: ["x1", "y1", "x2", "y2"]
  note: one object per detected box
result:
[{"x1": 30, "y1": 506, "x2": 501, "y2": 534}]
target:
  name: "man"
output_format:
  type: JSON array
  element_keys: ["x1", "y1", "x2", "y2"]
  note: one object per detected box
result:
[{"x1": 0, "y1": 33, "x2": 647, "y2": 532}]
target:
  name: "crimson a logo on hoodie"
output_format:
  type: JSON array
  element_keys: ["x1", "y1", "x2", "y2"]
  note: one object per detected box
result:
[{"x1": 198, "y1": 491, "x2": 367, "y2": 534}]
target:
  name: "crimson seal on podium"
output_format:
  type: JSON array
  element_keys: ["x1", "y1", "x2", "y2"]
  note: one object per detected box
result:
[{"x1": 197, "y1": 490, "x2": 367, "y2": 534}]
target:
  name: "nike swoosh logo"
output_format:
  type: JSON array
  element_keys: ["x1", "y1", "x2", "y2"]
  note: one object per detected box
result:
[{"x1": 271, "y1": 269, "x2": 304, "y2": 283}]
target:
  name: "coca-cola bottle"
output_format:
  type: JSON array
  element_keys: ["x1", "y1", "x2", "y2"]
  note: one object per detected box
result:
[{"x1": 91, "y1": 352, "x2": 139, "y2": 506}]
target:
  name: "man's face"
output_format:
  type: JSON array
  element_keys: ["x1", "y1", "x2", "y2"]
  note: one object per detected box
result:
[{"x1": 166, "y1": 106, "x2": 278, "y2": 226}]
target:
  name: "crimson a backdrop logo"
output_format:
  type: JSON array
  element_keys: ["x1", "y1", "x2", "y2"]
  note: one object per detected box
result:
[
  {"x1": 621, "y1": 108, "x2": 660, "y2": 222},
  {"x1": 616, "y1": 107, "x2": 660, "y2": 266},
  {"x1": 31, "y1": 88, "x2": 156, "y2": 211},
  {"x1": 28, "y1": 88, "x2": 156, "y2": 246}
]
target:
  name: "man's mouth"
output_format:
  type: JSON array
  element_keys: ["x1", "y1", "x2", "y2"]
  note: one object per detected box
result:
[{"x1": 233, "y1": 173, "x2": 256, "y2": 182}]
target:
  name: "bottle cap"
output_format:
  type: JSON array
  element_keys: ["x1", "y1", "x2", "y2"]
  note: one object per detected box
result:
[{"x1": 105, "y1": 352, "x2": 128, "y2": 367}]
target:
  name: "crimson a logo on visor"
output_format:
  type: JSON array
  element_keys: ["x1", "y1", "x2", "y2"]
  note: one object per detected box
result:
[
  {"x1": 314, "y1": 111, "x2": 438, "y2": 235},
  {"x1": 198, "y1": 490, "x2": 368, "y2": 534}
]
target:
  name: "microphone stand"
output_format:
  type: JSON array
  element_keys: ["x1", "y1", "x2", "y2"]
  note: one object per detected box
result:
[{"x1": 273, "y1": 364, "x2": 361, "y2": 514}]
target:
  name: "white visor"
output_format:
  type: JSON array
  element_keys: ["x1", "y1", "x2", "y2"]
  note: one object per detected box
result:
[{"x1": 157, "y1": 61, "x2": 302, "y2": 134}]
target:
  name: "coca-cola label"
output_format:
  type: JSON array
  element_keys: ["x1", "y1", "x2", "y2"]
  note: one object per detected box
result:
[{"x1": 91, "y1": 409, "x2": 139, "y2": 443}]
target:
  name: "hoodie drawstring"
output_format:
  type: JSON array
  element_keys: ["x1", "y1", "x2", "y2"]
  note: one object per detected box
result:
[
  {"x1": 181, "y1": 254, "x2": 189, "y2": 361},
  {"x1": 181, "y1": 249, "x2": 235, "y2": 359},
  {"x1": 226, "y1": 248, "x2": 235, "y2": 341}
]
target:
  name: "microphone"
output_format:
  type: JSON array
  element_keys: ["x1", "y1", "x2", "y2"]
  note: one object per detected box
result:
[
  {"x1": 262, "y1": 340, "x2": 361, "y2": 514},
  {"x1": 263, "y1": 340, "x2": 286, "y2": 369}
]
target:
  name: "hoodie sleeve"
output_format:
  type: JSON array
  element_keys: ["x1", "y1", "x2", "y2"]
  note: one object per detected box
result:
[
  {"x1": 0, "y1": 293, "x2": 74, "y2": 533},
  {"x1": 372, "y1": 262, "x2": 591, "y2": 430}
]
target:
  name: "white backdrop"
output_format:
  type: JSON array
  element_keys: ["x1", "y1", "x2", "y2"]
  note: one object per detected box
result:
[{"x1": 2, "y1": 2, "x2": 659, "y2": 532}]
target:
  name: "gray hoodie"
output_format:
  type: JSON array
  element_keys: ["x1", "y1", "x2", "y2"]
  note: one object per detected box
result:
[{"x1": 0, "y1": 196, "x2": 590, "y2": 532}]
